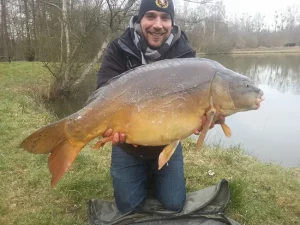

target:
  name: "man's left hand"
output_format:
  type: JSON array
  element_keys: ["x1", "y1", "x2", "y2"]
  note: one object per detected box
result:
[{"x1": 193, "y1": 115, "x2": 225, "y2": 135}]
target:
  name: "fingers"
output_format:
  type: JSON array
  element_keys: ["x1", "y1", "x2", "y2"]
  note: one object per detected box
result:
[
  {"x1": 112, "y1": 133, "x2": 126, "y2": 145},
  {"x1": 210, "y1": 115, "x2": 225, "y2": 128},
  {"x1": 193, "y1": 130, "x2": 200, "y2": 135},
  {"x1": 103, "y1": 128, "x2": 113, "y2": 137},
  {"x1": 103, "y1": 129, "x2": 138, "y2": 147},
  {"x1": 217, "y1": 115, "x2": 226, "y2": 124},
  {"x1": 119, "y1": 133, "x2": 126, "y2": 143},
  {"x1": 112, "y1": 133, "x2": 120, "y2": 145},
  {"x1": 214, "y1": 115, "x2": 225, "y2": 125}
]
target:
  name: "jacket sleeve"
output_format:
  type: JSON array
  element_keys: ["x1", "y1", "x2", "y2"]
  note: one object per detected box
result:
[
  {"x1": 180, "y1": 49, "x2": 196, "y2": 58},
  {"x1": 96, "y1": 40, "x2": 127, "y2": 89}
]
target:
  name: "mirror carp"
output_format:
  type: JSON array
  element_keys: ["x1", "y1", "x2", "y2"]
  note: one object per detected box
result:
[{"x1": 20, "y1": 58, "x2": 264, "y2": 187}]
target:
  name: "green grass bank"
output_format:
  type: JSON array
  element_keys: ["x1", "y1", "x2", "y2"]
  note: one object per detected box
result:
[{"x1": 0, "y1": 62, "x2": 299, "y2": 225}]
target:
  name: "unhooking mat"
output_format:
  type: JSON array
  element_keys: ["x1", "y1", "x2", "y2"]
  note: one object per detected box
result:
[{"x1": 87, "y1": 179, "x2": 241, "y2": 225}]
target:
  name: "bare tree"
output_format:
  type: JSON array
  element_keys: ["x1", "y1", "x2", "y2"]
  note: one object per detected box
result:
[
  {"x1": 23, "y1": 0, "x2": 35, "y2": 60},
  {"x1": 252, "y1": 13, "x2": 265, "y2": 47},
  {"x1": 73, "y1": 0, "x2": 138, "y2": 89},
  {"x1": 38, "y1": 0, "x2": 138, "y2": 97},
  {"x1": 1, "y1": 0, "x2": 11, "y2": 57}
]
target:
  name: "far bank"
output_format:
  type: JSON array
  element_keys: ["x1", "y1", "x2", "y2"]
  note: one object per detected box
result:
[{"x1": 197, "y1": 46, "x2": 300, "y2": 56}]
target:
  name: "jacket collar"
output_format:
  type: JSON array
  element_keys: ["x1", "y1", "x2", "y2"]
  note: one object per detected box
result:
[{"x1": 118, "y1": 27, "x2": 194, "y2": 61}]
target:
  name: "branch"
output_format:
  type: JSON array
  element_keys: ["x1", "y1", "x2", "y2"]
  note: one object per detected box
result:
[
  {"x1": 176, "y1": 17, "x2": 206, "y2": 24},
  {"x1": 41, "y1": 0, "x2": 62, "y2": 11},
  {"x1": 106, "y1": 0, "x2": 114, "y2": 28},
  {"x1": 42, "y1": 61, "x2": 59, "y2": 80},
  {"x1": 72, "y1": 31, "x2": 114, "y2": 89},
  {"x1": 72, "y1": 0, "x2": 137, "y2": 90}
]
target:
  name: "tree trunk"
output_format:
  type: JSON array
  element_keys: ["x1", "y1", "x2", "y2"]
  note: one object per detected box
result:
[
  {"x1": 31, "y1": 0, "x2": 38, "y2": 59},
  {"x1": 23, "y1": 0, "x2": 34, "y2": 60},
  {"x1": 62, "y1": 0, "x2": 71, "y2": 88},
  {"x1": 73, "y1": 31, "x2": 113, "y2": 89},
  {"x1": 1, "y1": 0, "x2": 10, "y2": 57}
]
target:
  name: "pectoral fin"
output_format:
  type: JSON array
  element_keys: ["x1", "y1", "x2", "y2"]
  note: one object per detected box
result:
[
  {"x1": 221, "y1": 123, "x2": 232, "y2": 137},
  {"x1": 158, "y1": 141, "x2": 180, "y2": 170},
  {"x1": 196, "y1": 108, "x2": 216, "y2": 150}
]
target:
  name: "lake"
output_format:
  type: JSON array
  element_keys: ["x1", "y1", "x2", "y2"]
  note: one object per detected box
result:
[
  {"x1": 206, "y1": 54, "x2": 300, "y2": 167},
  {"x1": 49, "y1": 54, "x2": 300, "y2": 168}
]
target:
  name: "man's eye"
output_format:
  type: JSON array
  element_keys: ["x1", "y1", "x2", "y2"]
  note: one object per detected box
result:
[
  {"x1": 161, "y1": 15, "x2": 171, "y2": 21},
  {"x1": 146, "y1": 14, "x2": 155, "y2": 19}
]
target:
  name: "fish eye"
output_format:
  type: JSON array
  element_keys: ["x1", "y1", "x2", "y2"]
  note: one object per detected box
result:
[{"x1": 243, "y1": 81, "x2": 251, "y2": 88}]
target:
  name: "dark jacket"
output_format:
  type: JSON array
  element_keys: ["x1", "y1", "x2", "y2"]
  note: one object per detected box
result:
[{"x1": 96, "y1": 27, "x2": 196, "y2": 159}]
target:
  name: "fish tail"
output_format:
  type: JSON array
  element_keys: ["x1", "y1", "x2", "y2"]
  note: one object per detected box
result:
[
  {"x1": 48, "y1": 139, "x2": 84, "y2": 187},
  {"x1": 20, "y1": 120, "x2": 69, "y2": 154},
  {"x1": 20, "y1": 119, "x2": 85, "y2": 187}
]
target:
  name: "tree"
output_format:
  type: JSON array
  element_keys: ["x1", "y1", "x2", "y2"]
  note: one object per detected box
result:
[
  {"x1": 0, "y1": 0, "x2": 11, "y2": 57},
  {"x1": 23, "y1": 0, "x2": 35, "y2": 60},
  {"x1": 41, "y1": 0, "x2": 138, "y2": 98}
]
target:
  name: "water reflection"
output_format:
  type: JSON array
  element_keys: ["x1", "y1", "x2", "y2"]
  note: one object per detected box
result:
[
  {"x1": 207, "y1": 54, "x2": 300, "y2": 167},
  {"x1": 46, "y1": 71, "x2": 97, "y2": 119},
  {"x1": 209, "y1": 54, "x2": 300, "y2": 95}
]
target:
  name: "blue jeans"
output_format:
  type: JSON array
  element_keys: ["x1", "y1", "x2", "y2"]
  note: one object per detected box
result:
[{"x1": 110, "y1": 143, "x2": 186, "y2": 213}]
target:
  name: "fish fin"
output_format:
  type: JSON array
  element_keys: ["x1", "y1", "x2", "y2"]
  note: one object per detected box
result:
[
  {"x1": 20, "y1": 119, "x2": 86, "y2": 187},
  {"x1": 20, "y1": 120, "x2": 67, "y2": 154},
  {"x1": 158, "y1": 141, "x2": 179, "y2": 170},
  {"x1": 48, "y1": 140, "x2": 85, "y2": 188},
  {"x1": 221, "y1": 123, "x2": 232, "y2": 137},
  {"x1": 196, "y1": 108, "x2": 216, "y2": 150},
  {"x1": 92, "y1": 136, "x2": 114, "y2": 149}
]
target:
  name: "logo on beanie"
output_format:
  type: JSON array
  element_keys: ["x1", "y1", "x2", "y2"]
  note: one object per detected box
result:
[{"x1": 155, "y1": 0, "x2": 168, "y2": 8}]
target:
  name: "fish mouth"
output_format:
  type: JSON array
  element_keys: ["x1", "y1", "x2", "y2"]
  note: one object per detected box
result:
[{"x1": 255, "y1": 92, "x2": 265, "y2": 109}]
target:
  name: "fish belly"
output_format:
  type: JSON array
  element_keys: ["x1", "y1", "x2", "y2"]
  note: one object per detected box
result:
[{"x1": 123, "y1": 96, "x2": 205, "y2": 146}]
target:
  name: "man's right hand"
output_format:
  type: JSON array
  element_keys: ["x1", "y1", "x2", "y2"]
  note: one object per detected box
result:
[
  {"x1": 103, "y1": 128, "x2": 126, "y2": 145},
  {"x1": 103, "y1": 129, "x2": 138, "y2": 147}
]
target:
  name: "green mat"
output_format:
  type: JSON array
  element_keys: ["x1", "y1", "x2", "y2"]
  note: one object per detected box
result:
[{"x1": 87, "y1": 179, "x2": 241, "y2": 225}]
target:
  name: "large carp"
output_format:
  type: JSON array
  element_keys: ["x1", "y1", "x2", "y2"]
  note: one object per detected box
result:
[{"x1": 20, "y1": 58, "x2": 264, "y2": 187}]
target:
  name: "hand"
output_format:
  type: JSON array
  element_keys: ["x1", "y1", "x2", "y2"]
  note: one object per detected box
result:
[
  {"x1": 102, "y1": 128, "x2": 138, "y2": 147},
  {"x1": 102, "y1": 128, "x2": 125, "y2": 145},
  {"x1": 193, "y1": 115, "x2": 225, "y2": 135}
]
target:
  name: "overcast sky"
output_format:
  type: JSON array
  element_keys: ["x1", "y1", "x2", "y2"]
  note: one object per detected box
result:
[
  {"x1": 174, "y1": 0, "x2": 300, "y2": 26},
  {"x1": 224, "y1": 0, "x2": 299, "y2": 21}
]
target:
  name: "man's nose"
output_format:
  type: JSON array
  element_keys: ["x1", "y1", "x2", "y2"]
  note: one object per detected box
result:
[{"x1": 152, "y1": 17, "x2": 163, "y2": 29}]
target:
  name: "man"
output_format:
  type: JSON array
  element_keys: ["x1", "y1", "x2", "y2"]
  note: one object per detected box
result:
[{"x1": 96, "y1": 0, "x2": 224, "y2": 213}]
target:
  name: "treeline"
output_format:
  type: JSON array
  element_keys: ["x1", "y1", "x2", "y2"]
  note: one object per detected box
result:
[
  {"x1": 176, "y1": 1, "x2": 300, "y2": 54},
  {"x1": 0, "y1": 0, "x2": 299, "y2": 96},
  {"x1": 1, "y1": 0, "x2": 300, "y2": 59}
]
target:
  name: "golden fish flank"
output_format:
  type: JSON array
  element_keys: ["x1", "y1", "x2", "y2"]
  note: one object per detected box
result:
[{"x1": 20, "y1": 58, "x2": 264, "y2": 187}]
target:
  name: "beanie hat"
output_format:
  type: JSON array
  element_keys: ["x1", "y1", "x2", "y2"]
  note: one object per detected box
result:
[{"x1": 138, "y1": 0, "x2": 174, "y2": 25}]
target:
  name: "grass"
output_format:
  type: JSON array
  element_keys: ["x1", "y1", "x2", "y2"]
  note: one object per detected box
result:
[{"x1": 0, "y1": 61, "x2": 299, "y2": 225}]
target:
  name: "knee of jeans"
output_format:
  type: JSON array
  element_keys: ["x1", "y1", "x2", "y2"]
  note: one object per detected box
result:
[
  {"x1": 160, "y1": 194, "x2": 186, "y2": 211},
  {"x1": 114, "y1": 186, "x2": 147, "y2": 213}
]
